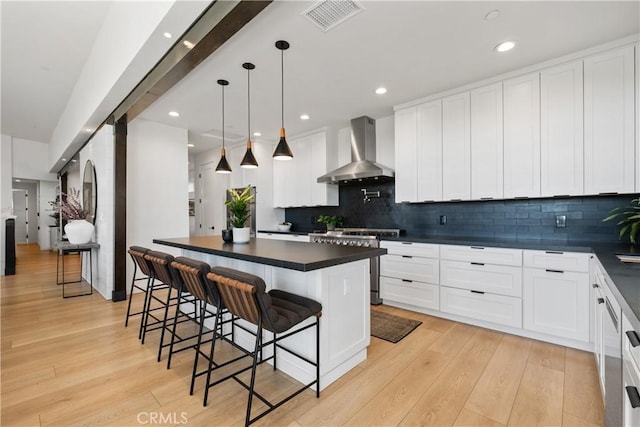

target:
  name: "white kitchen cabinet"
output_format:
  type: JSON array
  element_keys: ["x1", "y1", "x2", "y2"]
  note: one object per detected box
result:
[
  {"x1": 394, "y1": 100, "x2": 443, "y2": 203},
  {"x1": 523, "y1": 265, "x2": 590, "y2": 342},
  {"x1": 440, "y1": 260, "x2": 522, "y2": 298},
  {"x1": 636, "y1": 44, "x2": 640, "y2": 192},
  {"x1": 470, "y1": 83, "x2": 503, "y2": 200},
  {"x1": 256, "y1": 232, "x2": 310, "y2": 242},
  {"x1": 540, "y1": 61, "x2": 584, "y2": 197},
  {"x1": 442, "y1": 92, "x2": 471, "y2": 201},
  {"x1": 592, "y1": 259, "x2": 606, "y2": 396},
  {"x1": 623, "y1": 312, "x2": 640, "y2": 427},
  {"x1": 380, "y1": 241, "x2": 440, "y2": 310},
  {"x1": 272, "y1": 130, "x2": 338, "y2": 208},
  {"x1": 584, "y1": 45, "x2": 635, "y2": 195},
  {"x1": 417, "y1": 100, "x2": 443, "y2": 202},
  {"x1": 503, "y1": 72, "x2": 541, "y2": 198},
  {"x1": 394, "y1": 107, "x2": 418, "y2": 203},
  {"x1": 440, "y1": 286, "x2": 522, "y2": 328},
  {"x1": 440, "y1": 244, "x2": 522, "y2": 267}
]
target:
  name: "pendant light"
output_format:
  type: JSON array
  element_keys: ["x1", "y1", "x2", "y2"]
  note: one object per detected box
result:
[
  {"x1": 272, "y1": 40, "x2": 293, "y2": 160},
  {"x1": 240, "y1": 62, "x2": 258, "y2": 168},
  {"x1": 215, "y1": 79, "x2": 232, "y2": 174}
]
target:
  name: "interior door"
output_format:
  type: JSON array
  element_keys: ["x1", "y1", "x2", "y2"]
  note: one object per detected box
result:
[
  {"x1": 12, "y1": 189, "x2": 28, "y2": 243},
  {"x1": 199, "y1": 162, "x2": 227, "y2": 236}
]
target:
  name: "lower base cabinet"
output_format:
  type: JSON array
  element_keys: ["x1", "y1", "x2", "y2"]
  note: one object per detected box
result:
[
  {"x1": 623, "y1": 312, "x2": 640, "y2": 426},
  {"x1": 440, "y1": 286, "x2": 522, "y2": 328},
  {"x1": 523, "y1": 268, "x2": 590, "y2": 342},
  {"x1": 380, "y1": 277, "x2": 439, "y2": 310}
]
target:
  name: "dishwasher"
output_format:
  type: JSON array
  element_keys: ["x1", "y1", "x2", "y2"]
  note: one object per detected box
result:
[{"x1": 604, "y1": 285, "x2": 622, "y2": 427}]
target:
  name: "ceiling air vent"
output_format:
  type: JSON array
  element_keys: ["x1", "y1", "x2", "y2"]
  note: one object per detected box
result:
[{"x1": 302, "y1": 0, "x2": 364, "y2": 32}]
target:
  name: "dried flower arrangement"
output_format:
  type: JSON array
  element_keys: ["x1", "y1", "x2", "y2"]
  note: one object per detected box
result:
[{"x1": 50, "y1": 188, "x2": 89, "y2": 220}]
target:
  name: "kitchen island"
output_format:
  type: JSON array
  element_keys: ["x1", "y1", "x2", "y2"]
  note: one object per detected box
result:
[{"x1": 153, "y1": 236, "x2": 386, "y2": 390}]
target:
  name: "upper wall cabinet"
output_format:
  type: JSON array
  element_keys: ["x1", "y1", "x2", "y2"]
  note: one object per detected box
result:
[
  {"x1": 470, "y1": 83, "x2": 503, "y2": 200},
  {"x1": 417, "y1": 100, "x2": 443, "y2": 202},
  {"x1": 442, "y1": 92, "x2": 471, "y2": 201},
  {"x1": 272, "y1": 130, "x2": 338, "y2": 208},
  {"x1": 540, "y1": 61, "x2": 584, "y2": 197},
  {"x1": 394, "y1": 107, "x2": 418, "y2": 203},
  {"x1": 503, "y1": 73, "x2": 541, "y2": 198},
  {"x1": 584, "y1": 45, "x2": 635, "y2": 195}
]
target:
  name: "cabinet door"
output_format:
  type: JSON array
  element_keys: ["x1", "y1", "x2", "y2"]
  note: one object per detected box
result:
[
  {"x1": 523, "y1": 267, "x2": 590, "y2": 342},
  {"x1": 442, "y1": 92, "x2": 471, "y2": 201},
  {"x1": 293, "y1": 136, "x2": 312, "y2": 207},
  {"x1": 594, "y1": 283, "x2": 605, "y2": 395},
  {"x1": 394, "y1": 107, "x2": 418, "y2": 203},
  {"x1": 540, "y1": 61, "x2": 584, "y2": 197},
  {"x1": 636, "y1": 44, "x2": 639, "y2": 192},
  {"x1": 503, "y1": 73, "x2": 541, "y2": 198},
  {"x1": 471, "y1": 83, "x2": 503, "y2": 199},
  {"x1": 584, "y1": 45, "x2": 635, "y2": 195},
  {"x1": 417, "y1": 100, "x2": 443, "y2": 202},
  {"x1": 310, "y1": 132, "x2": 337, "y2": 206}
]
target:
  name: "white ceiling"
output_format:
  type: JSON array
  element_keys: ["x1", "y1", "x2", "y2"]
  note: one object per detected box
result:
[{"x1": 2, "y1": 1, "x2": 639, "y2": 157}]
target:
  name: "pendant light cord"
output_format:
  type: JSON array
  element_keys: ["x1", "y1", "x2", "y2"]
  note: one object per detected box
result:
[
  {"x1": 247, "y1": 66, "x2": 251, "y2": 140},
  {"x1": 221, "y1": 84, "x2": 225, "y2": 148},
  {"x1": 281, "y1": 48, "x2": 284, "y2": 129}
]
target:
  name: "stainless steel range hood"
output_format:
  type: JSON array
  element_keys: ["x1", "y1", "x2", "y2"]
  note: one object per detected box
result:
[{"x1": 317, "y1": 116, "x2": 394, "y2": 184}]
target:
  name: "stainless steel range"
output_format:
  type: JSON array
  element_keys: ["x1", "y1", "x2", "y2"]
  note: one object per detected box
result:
[{"x1": 309, "y1": 228, "x2": 400, "y2": 305}]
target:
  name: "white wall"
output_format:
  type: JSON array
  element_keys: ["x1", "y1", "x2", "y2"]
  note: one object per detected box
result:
[
  {"x1": 80, "y1": 125, "x2": 114, "y2": 299},
  {"x1": 127, "y1": 119, "x2": 189, "y2": 290},
  {"x1": 1, "y1": 134, "x2": 13, "y2": 275},
  {"x1": 49, "y1": 1, "x2": 211, "y2": 171},
  {"x1": 12, "y1": 137, "x2": 57, "y2": 181}
]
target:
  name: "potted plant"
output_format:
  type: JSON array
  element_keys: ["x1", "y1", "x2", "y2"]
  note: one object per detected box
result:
[
  {"x1": 317, "y1": 215, "x2": 342, "y2": 231},
  {"x1": 225, "y1": 185, "x2": 254, "y2": 243},
  {"x1": 603, "y1": 198, "x2": 640, "y2": 246},
  {"x1": 50, "y1": 187, "x2": 94, "y2": 244}
]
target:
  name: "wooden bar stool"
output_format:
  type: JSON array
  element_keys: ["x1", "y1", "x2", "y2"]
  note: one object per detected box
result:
[{"x1": 206, "y1": 267, "x2": 322, "y2": 426}]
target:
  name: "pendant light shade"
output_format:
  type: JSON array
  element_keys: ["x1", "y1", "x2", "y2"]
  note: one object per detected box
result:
[
  {"x1": 273, "y1": 40, "x2": 293, "y2": 160},
  {"x1": 215, "y1": 79, "x2": 232, "y2": 174},
  {"x1": 240, "y1": 62, "x2": 258, "y2": 169}
]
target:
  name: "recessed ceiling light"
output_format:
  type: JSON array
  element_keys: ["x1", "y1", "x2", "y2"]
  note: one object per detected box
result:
[
  {"x1": 375, "y1": 87, "x2": 387, "y2": 95},
  {"x1": 183, "y1": 40, "x2": 195, "y2": 49},
  {"x1": 495, "y1": 41, "x2": 516, "y2": 53},
  {"x1": 163, "y1": 32, "x2": 172, "y2": 39},
  {"x1": 187, "y1": 143, "x2": 195, "y2": 148},
  {"x1": 84, "y1": 128, "x2": 92, "y2": 132},
  {"x1": 169, "y1": 111, "x2": 180, "y2": 117},
  {"x1": 300, "y1": 114, "x2": 310, "y2": 120},
  {"x1": 71, "y1": 159, "x2": 78, "y2": 163},
  {"x1": 61, "y1": 158, "x2": 67, "y2": 161},
  {"x1": 253, "y1": 132, "x2": 261, "y2": 137},
  {"x1": 15, "y1": 179, "x2": 21, "y2": 182},
  {"x1": 485, "y1": 10, "x2": 500, "y2": 21}
]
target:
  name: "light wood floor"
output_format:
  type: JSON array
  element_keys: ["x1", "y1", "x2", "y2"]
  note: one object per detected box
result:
[{"x1": 1, "y1": 244, "x2": 604, "y2": 426}]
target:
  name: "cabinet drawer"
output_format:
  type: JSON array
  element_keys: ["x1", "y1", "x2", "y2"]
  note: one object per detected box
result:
[
  {"x1": 440, "y1": 260, "x2": 522, "y2": 297},
  {"x1": 440, "y1": 286, "x2": 522, "y2": 328},
  {"x1": 380, "y1": 277, "x2": 439, "y2": 310},
  {"x1": 380, "y1": 241, "x2": 439, "y2": 258},
  {"x1": 381, "y1": 255, "x2": 439, "y2": 283},
  {"x1": 623, "y1": 313, "x2": 640, "y2": 377},
  {"x1": 441, "y1": 245, "x2": 522, "y2": 266},
  {"x1": 523, "y1": 250, "x2": 589, "y2": 272}
]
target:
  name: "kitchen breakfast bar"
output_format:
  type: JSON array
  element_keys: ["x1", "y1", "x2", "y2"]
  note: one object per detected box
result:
[{"x1": 153, "y1": 236, "x2": 386, "y2": 390}]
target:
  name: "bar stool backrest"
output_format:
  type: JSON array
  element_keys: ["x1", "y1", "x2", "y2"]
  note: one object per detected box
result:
[
  {"x1": 128, "y1": 246, "x2": 152, "y2": 277},
  {"x1": 144, "y1": 251, "x2": 177, "y2": 288},
  {"x1": 170, "y1": 257, "x2": 219, "y2": 307},
  {"x1": 207, "y1": 267, "x2": 278, "y2": 332}
]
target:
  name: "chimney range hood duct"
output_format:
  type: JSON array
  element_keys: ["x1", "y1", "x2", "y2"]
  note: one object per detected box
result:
[{"x1": 317, "y1": 116, "x2": 394, "y2": 184}]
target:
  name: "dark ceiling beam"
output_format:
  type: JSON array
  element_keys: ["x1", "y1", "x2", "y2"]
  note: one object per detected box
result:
[{"x1": 111, "y1": 0, "x2": 272, "y2": 123}]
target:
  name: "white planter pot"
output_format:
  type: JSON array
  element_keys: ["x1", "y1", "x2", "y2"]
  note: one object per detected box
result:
[
  {"x1": 64, "y1": 219, "x2": 94, "y2": 244},
  {"x1": 232, "y1": 227, "x2": 250, "y2": 244}
]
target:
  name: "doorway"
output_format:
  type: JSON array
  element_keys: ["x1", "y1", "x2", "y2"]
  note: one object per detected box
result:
[
  {"x1": 11, "y1": 181, "x2": 37, "y2": 244},
  {"x1": 198, "y1": 162, "x2": 227, "y2": 236}
]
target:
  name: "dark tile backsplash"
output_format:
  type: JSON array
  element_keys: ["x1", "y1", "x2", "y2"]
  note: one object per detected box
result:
[{"x1": 285, "y1": 182, "x2": 639, "y2": 243}]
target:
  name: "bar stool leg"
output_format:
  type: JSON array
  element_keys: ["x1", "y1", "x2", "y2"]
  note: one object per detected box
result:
[
  {"x1": 316, "y1": 317, "x2": 320, "y2": 398},
  {"x1": 245, "y1": 318, "x2": 263, "y2": 427},
  {"x1": 203, "y1": 308, "x2": 222, "y2": 406},
  {"x1": 190, "y1": 302, "x2": 208, "y2": 395},
  {"x1": 155, "y1": 285, "x2": 174, "y2": 352},
  {"x1": 164, "y1": 287, "x2": 182, "y2": 365},
  {"x1": 124, "y1": 263, "x2": 139, "y2": 327}
]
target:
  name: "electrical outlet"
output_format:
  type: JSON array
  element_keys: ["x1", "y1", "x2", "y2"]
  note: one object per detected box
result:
[
  {"x1": 556, "y1": 215, "x2": 566, "y2": 228},
  {"x1": 440, "y1": 215, "x2": 447, "y2": 225}
]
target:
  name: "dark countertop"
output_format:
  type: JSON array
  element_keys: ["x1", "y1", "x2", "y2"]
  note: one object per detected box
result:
[
  {"x1": 257, "y1": 229, "x2": 310, "y2": 236},
  {"x1": 153, "y1": 236, "x2": 386, "y2": 272},
  {"x1": 383, "y1": 234, "x2": 640, "y2": 331}
]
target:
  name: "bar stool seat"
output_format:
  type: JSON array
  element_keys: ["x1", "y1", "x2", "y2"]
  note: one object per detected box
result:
[{"x1": 206, "y1": 266, "x2": 322, "y2": 426}]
